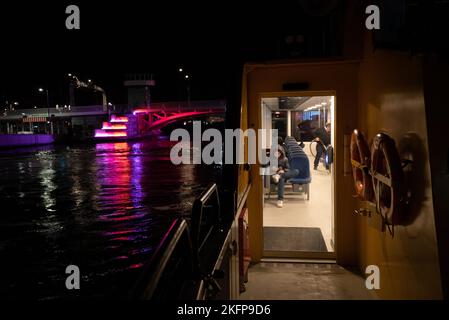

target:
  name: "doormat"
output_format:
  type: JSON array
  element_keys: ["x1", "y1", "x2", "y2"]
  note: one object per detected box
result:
[{"x1": 263, "y1": 227, "x2": 328, "y2": 252}]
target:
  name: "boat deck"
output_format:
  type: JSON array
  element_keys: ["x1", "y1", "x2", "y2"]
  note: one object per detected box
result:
[{"x1": 240, "y1": 262, "x2": 376, "y2": 300}]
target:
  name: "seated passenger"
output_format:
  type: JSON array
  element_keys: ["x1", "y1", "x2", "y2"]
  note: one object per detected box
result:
[
  {"x1": 277, "y1": 137, "x2": 285, "y2": 155},
  {"x1": 271, "y1": 148, "x2": 299, "y2": 208}
]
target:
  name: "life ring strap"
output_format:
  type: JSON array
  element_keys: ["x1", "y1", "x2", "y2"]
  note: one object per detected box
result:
[
  {"x1": 350, "y1": 130, "x2": 374, "y2": 202},
  {"x1": 370, "y1": 132, "x2": 404, "y2": 227},
  {"x1": 350, "y1": 159, "x2": 367, "y2": 169},
  {"x1": 371, "y1": 171, "x2": 392, "y2": 187}
]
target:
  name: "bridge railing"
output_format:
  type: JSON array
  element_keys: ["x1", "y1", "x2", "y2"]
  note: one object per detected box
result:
[
  {"x1": 1, "y1": 105, "x2": 107, "y2": 120},
  {"x1": 117, "y1": 100, "x2": 226, "y2": 114},
  {"x1": 1, "y1": 101, "x2": 226, "y2": 120},
  {"x1": 151, "y1": 100, "x2": 226, "y2": 112}
]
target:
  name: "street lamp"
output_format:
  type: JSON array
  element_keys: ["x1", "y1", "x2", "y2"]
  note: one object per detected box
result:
[
  {"x1": 69, "y1": 74, "x2": 79, "y2": 82},
  {"x1": 10, "y1": 101, "x2": 18, "y2": 110},
  {"x1": 38, "y1": 87, "x2": 51, "y2": 134},
  {"x1": 68, "y1": 74, "x2": 107, "y2": 110},
  {"x1": 177, "y1": 68, "x2": 191, "y2": 109},
  {"x1": 185, "y1": 75, "x2": 191, "y2": 109}
]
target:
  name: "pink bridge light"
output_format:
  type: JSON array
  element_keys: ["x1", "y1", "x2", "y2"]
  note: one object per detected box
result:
[
  {"x1": 110, "y1": 115, "x2": 129, "y2": 123},
  {"x1": 102, "y1": 122, "x2": 127, "y2": 130},
  {"x1": 94, "y1": 130, "x2": 127, "y2": 138},
  {"x1": 133, "y1": 109, "x2": 151, "y2": 116}
]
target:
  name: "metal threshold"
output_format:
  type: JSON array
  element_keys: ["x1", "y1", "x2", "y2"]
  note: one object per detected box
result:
[{"x1": 261, "y1": 257, "x2": 336, "y2": 264}]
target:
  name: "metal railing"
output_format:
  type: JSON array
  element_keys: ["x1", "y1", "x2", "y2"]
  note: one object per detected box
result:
[
  {"x1": 131, "y1": 218, "x2": 196, "y2": 300},
  {"x1": 132, "y1": 183, "x2": 228, "y2": 300},
  {"x1": 190, "y1": 183, "x2": 229, "y2": 300},
  {"x1": 0, "y1": 105, "x2": 108, "y2": 120},
  {"x1": 191, "y1": 183, "x2": 222, "y2": 254},
  {"x1": 1, "y1": 101, "x2": 226, "y2": 120},
  {"x1": 117, "y1": 100, "x2": 226, "y2": 114}
]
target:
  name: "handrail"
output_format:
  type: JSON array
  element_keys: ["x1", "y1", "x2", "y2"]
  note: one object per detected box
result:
[
  {"x1": 131, "y1": 218, "x2": 194, "y2": 299},
  {"x1": 132, "y1": 183, "x2": 226, "y2": 300},
  {"x1": 190, "y1": 183, "x2": 221, "y2": 254},
  {"x1": 195, "y1": 183, "x2": 252, "y2": 300}
]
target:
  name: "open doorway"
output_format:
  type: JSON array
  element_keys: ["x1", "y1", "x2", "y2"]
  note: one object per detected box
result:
[{"x1": 261, "y1": 94, "x2": 336, "y2": 259}]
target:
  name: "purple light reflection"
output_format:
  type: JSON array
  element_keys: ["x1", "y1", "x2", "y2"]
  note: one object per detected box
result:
[{"x1": 94, "y1": 142, "x2": 149, "y2": 270}]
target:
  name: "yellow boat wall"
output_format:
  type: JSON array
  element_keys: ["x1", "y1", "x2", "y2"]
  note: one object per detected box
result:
[
  {"x1": 241, "y1": 29, "x2": 444, "y2": 299},
  {"x1": 356, "y1": 29, "x2": 443, "y2": 300}
]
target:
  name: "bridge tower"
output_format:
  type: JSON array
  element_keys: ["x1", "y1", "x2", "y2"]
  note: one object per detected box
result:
[{"x1": 124, "y1": 74, "x2": 156, "y2": 108}]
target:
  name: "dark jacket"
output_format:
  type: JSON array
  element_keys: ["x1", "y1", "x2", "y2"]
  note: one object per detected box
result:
[
  {"x1": 277, "y1": 157, "x2": 290, "y2": 171},
  {"x1": 294, "y1": 126, "x2": 301, "y2": 141},
  {"x1": 314, "y1": 127, "x2": 330, "y2": 146}
]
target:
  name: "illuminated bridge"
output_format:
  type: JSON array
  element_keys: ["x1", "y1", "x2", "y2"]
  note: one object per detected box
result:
[
  {"x1": 94, "y1": 100, "x2": 226, "y2": 139},
  {"x1": 0, "y1": 100, "x2": 225, "y2": 137}
]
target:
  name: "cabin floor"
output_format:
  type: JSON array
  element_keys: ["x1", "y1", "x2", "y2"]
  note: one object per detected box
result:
[
  {"x1": 239, "y1": 262, "x2": 377, "y2": 300},
  {"x1": 251, "y1": 142, "x2": 375, "y2": 299},
  {"x1": 263, "y1": 142, "x2": 333, "y2": 252}
]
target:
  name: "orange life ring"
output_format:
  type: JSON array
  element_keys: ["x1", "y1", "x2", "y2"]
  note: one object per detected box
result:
[
  {"x1": 370, "y1": 133, "x2": 404, "y2": 225},
  {"x1": 350, "y1": 129, "x2": 373, "y2": 201}
]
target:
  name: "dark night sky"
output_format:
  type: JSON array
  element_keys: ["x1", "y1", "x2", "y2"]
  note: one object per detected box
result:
[{"x1": 0, "y1": 0, "x2": 341, "y2": 107}]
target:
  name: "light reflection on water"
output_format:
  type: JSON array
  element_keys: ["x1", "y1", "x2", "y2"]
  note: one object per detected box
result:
[{"x1": 0, "y1": 137, "x2": 220, "y2": 299}]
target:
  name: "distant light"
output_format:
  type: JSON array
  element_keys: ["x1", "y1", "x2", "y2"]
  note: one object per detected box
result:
[
  {"x1": 275, "y1": 112, "x2": 280, "y2": 115},
  {"x1": 102, "y1": 122, "x2": 127, "y2": 130},
  {"x1": 68, "y1": 73, "x2": 72, "y2": 77},
  {"x1": 21, "y1": 113, "x2": 26, "y2": 116},
  {"x1": 94, "y1": 130, "x2": 127, "y2": 138},
  {"x1": 110, "y1": 115, "x2": 129, "y2": 123},
  {"x1": 185, "y1": 75, "x2": 189, "y2": 79},
  {"x1": 179, "y1": 68, "x2": 183, "y2": 72},
  {"x1": 133, "y1": 109, "x2": 151, "y2": 116},
  {"x1": 87, "y1": 79, "x2": 92, "y2": 83},
  {"x1": 108, "y1": 102, "x2": 112, "y2": 106},
  {"x1": 34, "y1": 106, "x2": 37, "y2": 109},
  {"x1": 13, "y1": 102, "x2": 19, "y2": 105}
]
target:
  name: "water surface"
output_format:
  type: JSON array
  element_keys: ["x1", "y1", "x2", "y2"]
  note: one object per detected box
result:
[{"x1": 0, "y1": 136, "x2": 220, "y2": 299}]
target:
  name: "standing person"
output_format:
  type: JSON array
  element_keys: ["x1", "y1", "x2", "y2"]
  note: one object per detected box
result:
[
  {"x1": 294, "y1": 123, "x2": 301, "y2": 142},
  {"x1": 271, "y1": 148, "x2": 299, "y2": 208},
  {"x1": 293, "y1": 123, "x2": 305, "y2": 148},
  {"x1": 313, "y1": 122, "x2": 331, "y2": 170}
]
